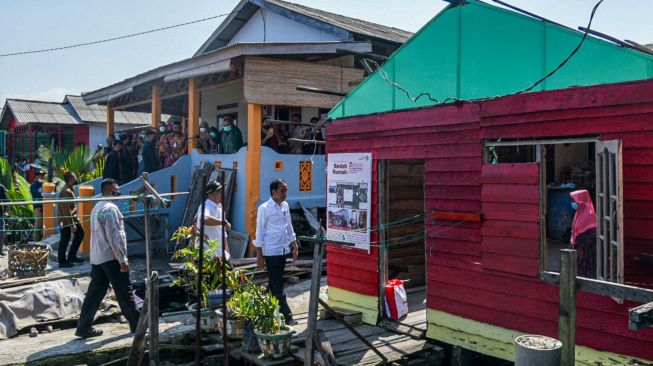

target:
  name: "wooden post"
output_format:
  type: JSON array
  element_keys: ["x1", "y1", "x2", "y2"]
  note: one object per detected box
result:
[
  {"x1": 187, "y1": 78, "x2": 199, "y2": 154},
  {"x1": 245, "y1": 103, "x2": 262, "y2": 256},
  {"x1": 107, "y1": 102, "x2": 115, "y2": 137},
  {"x1": 315, "y1": 329, "x2": 336, "y2": 366},
  {"x1": 304, "y1": 239, "x2": 324, "y2": 366},
  {"x1": 42, "y1": 183, "x2": 56, "y2": 238},
  {"x1": 559, "y1": 249, "x2": 577, "y2": 366},
  {"x1": 143, "y1": 196, "x2": 153, "y2": 277},
  {"x1": 127, "y1": 278, "x2": 150, "y2": 366},
  {"x1": 77, "y1": 185, "x2": 95, "y2": 255},
  {"x1": 151, "y1": 85, "x2": 161, "y2": 128},
  {"x1": 149, "y1": 271, "x2": 160, "y2": 366},
  {"x1": 377, "y1": 160, "x2": 388, "y2": 318}
]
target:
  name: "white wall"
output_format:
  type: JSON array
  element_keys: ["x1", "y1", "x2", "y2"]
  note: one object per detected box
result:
[
  {"x1": 230, "y1": 8, "x2": 342, "y2": 44},
  {"x1": 200, "y1": 80, "x2": 248, "y2": 142},
  {"x1": 89, "y1": 123, "x2": 145, "y2": 150}
]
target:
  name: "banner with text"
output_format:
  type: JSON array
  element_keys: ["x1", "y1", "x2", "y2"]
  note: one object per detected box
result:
[{"x1": 327, "y1": 153, "x2": 372, "y2": 252}]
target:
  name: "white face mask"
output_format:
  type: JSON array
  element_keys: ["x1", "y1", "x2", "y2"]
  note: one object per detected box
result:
[
  {"x1": 159, "y1": 126, "x2": 166, "y2": 132},
  {"x1": 200, "y1": 127, "x2": 207, "y2": 133}
]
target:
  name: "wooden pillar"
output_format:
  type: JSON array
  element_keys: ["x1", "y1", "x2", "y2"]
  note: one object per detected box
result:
[
  {"x1": 57, "y1": 126, "x2": 62, "y2": 149},
  {"x1": 42, "y1": 183, "x2": 56, "y2": 238},
  {"x1": 245, "y1": 103, "x2": 262, "y2": 256},
  {"x1": 77, "y1": 185, "x2": 95, "y2": 255},
  {"x1": 107, "y1": 101, "x2": 115, "y2": 137},
  {"x1": 187, "y1": 78, "x2": 199, "y2": 154},
  {"x1": 151, "y1": 85, "x2": 161, "y2": 128},
  {"x1": 559, "y1": 249, "x2": 577, "y2": 366}
]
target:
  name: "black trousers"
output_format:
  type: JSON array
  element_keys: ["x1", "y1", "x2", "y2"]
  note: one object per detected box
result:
[
  {"x1": 265, "y1": 254, "x2": 292, "y2": 321},
  {"x1": 58, "y1": 223, "x2": 84, "y2": 263},
  {"x1": 77, "y1": 260, "x2": 140, "y2": 333}
]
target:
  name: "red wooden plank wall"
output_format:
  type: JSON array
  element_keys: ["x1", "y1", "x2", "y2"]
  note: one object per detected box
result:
[
  {"x1": 327, "y1": 79, "x2": 653, "y2": 360},
  {"x1": 480, "y1": 163, "x2": 540, "y2": 277}
]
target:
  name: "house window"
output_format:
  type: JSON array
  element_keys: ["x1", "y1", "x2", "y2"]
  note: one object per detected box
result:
[{"x1": 483, "y1": 138, "x2": 623, "y2": 284}]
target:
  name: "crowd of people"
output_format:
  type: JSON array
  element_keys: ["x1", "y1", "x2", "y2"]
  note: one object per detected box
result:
[{"x1": 261, "y1": 114, "x2": 324, "y2": 155}]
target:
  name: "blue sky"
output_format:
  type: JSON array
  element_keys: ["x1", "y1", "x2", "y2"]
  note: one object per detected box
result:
[{"x1": 0, "y1": 0, "x2": 651, "y2": 104}]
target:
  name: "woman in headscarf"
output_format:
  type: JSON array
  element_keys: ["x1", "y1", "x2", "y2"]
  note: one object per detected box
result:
[{"x1": 570, "y1": 190, "x2": 597, "y2": 278}]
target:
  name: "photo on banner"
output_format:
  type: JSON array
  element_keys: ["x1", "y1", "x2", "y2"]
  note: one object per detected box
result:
[{"x1": 326, "y1": 153, "x2": 372, "y2": 252}]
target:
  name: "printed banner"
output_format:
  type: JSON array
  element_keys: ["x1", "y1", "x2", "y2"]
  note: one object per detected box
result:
[{"x1": 327, "y1": 153, "x2": 372, "y2": 252}]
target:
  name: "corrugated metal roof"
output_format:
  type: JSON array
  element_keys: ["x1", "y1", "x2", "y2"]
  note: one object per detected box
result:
[
  {"x1": 267, "y1": 0, "x2": 413, "y2": 44},
  {"x1": 5, "y1": 99, "x2": 80, "y2": 125},
  {"x1": 65, "y1": 95, "x2": 171, "y2": 125}
]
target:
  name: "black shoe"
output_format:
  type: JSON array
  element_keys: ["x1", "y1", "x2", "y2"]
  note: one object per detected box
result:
[
  {"x1": 70, "y1": 257, "x2": 85, "y2": 263},
  {"x1": 285, "y1": 318, "x2": 298, "y2": 326},
  {"x1": 75, "y1": 327, "x2": 103, "y2": 338},
  {"x1": 0, "y1": 251, "x2": 5, "y2": 257},
  {"x1": 59, "y1": 262, "x2": 74, "y2": 268}
]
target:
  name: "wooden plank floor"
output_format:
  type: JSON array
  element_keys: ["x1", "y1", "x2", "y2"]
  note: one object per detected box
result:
[{"x1": 289, "y1": 286, "x2": 437, "y2": 365}]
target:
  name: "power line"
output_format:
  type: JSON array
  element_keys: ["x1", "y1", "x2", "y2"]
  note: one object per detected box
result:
[{"x1": 0, "y1": 12, "x2": 232, "y2": 58}]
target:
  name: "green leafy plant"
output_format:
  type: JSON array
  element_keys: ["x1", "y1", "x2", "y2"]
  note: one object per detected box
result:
[
  {"x1": 0, "y1": 157, "x2": 34, "y2": 242},
  {"x1": 171, "y1": 226, "x2": 245, "y2": 306},
  {"x1": 227, "y1": 280, "x2": 285, "y2": 334},
  {"x1": 34, "y1": 145, "x2": 104, "y2": 187}
]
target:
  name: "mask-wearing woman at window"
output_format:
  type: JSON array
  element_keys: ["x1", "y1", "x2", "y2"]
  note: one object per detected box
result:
[{"x1": 570, "y1": 190, "x2": 597, "y2": 278}]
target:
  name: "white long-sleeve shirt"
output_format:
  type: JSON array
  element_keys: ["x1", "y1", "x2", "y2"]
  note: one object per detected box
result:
[
  {"x1": 90, "y1": 200, "x2": 128, "y2": 265},
  {"x1": 253, "y1": 197, "x2": 296, "y2": 256}
]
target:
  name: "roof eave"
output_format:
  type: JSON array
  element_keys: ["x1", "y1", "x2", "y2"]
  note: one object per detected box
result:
[{"x1": 82, "y1": 41, "x2": 372, "y2": 105}]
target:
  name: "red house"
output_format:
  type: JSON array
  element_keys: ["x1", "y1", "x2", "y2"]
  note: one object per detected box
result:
[{"x1": 324, "y1": 2, "x2": 653, "y2": 364}]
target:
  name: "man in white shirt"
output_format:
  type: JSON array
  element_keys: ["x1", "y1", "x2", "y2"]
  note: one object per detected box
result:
[
  {"x1": 195, "y1": 181, "x2": 231, "y2": 260},
  {"x1": 75, "y1": 179, "x2": 140, "y2": 338},
  {"x1": 254, "y1": 179, "x2": 298, "y2": 325}
]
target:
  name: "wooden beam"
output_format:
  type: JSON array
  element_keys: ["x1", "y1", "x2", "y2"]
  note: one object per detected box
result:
[
  {"x1": 187, "y1": 78, "x2": 200, "y2": 154},
  {"x1": 431, "y1": 211, "x2": 481, "y2": 222},
  {"x1": 304, "y1": 239, "x2": 325, "y2": 366},
  {"x1": 106, "y1": 101, "x2": 114, "y2": 137},
  {"x1": 151, "y1": 84, "x2": 161, "y2": 128},
  {"x1": 541, "y1": 272, "x2": 653, "y2": 303},
  {"x1": 559, "y1": 249, "x2": 577, "y2": 366},
  {"x1": 314, "y1": 329, "x2": 336, "y2": 366},
  {"x1": 629, "y1": 301, "x2": 653, "y2": 331}
]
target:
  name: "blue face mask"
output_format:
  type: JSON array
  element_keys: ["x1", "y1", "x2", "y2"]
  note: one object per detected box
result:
[
  {"x1": 223, "y1": 126, "x2": 232, "y2": 133},
  {"x1": 571, "y1": 202, "x2": 579, "y2": 210},
  {"x1": 210, "y1": 131, "x2": 217, "y2": 138}
]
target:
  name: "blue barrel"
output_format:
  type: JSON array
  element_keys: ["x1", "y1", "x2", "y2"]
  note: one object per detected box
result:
[{"x1": 546, "y1": 188, "x2": 575, "y2": 242}]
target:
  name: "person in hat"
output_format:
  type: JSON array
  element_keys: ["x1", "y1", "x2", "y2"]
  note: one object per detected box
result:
[
  {"x1": 30, "y1": 170, "x2": 46, "y2": 240},
  {"x1": 194, "y1": 181, "x2": 231, "y2": 260}
]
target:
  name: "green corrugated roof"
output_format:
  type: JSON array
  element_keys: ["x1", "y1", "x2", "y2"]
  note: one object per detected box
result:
[{"x1": 329, "y1": 0, "x2": 653, "y2": 120}]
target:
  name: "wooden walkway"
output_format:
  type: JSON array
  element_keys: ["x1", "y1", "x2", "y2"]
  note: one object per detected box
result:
[{"x1": 287, "y1": 287, "x2": 440, "y2": 366}]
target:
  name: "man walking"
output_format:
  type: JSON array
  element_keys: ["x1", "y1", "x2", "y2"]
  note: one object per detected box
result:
[
  {"x1": 76, "y1": 178, "x2": 139, "y2": 338},
  {"x1": 253, "y1": 179, "x2": 298, "y2": 325},
  {"x1": 58, "y1": 171, "x2": 84, "y2": 267}
]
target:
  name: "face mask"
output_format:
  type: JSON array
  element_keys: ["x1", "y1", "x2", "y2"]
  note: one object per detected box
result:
[
  {"x1": 571, "y1": 202, "x2": 579, "y2": 210},
  {"x1": 200, "y1": 128, "x2": 207, "y2": 133},
  {"x1": 159, "y1": 126, "x2": 166, "y2": 133},
  {"x1": 112, "y1": 191, "x2": 122, "y2": 197},
  {"x1": 210, "y1": 132, "x2": 217, "y2": 138},
  {"x1": 223, "y1": 126, "x2": 232, "y2": 133}
]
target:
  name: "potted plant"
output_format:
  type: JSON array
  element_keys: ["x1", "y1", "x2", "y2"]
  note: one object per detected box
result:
[
  {"x1": 171, "y1": 226, "x2": 225, "y2": 332},
  {"x1": 250, "y1": 287, "x2": 295, "y2": 358},
  {"x1": 214, "y1": 268, "x2": 250, "y2": 340}
]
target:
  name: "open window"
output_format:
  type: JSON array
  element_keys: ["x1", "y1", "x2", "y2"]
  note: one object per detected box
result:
[{"x1": 483, "y1": 138, "x2": 623, "y2": 284}]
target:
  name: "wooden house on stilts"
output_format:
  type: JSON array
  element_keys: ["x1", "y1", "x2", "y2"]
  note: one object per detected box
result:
[{"x1": 325, "y1": 0, "x2": 653, "y2": 364}]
